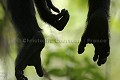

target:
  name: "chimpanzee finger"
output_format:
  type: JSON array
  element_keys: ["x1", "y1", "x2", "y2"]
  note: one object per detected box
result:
[
  {"x1": 97, "y1": 57, "x2": 107, "y2": 66},
  {"x1": 94, "y1": 42, "x2": 110, "y2": 66},
  {"x1": 34, "y1": 56, "x2": 44, "y2": 77},
  {"x1": 35, "y1": 64, "x2": 43, "y2": 77},
  {"x1": 61, "y1": 9, "x2": 66, "y2": 13},
  {"x1": 78, "y1": 39, "x2": 87, "y2": 54},
  {"x1": 48, "y1": 5, "x2": 60, "y2": 13},
  {"x1": 51, "y1": 6, "x2": 60, "y2": 13},
  {"x1": 93, "y1": 47, "x2": 99, "y2": 62},
  {"x1": 97, "y1": 49, "x2": 110, "y2": 66},
  {"x1": 46, "y1": 0, "x2": 60, "y2": 13},
  {"x1": 56, "y1": 9, "x2": 66, "y2": 19},
  {"x1": 15, "y1": 70, "x2": 28, "y2": 80}
]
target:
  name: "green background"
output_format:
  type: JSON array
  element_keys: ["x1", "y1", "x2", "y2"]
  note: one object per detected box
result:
[{"x1": 0, "y1": 0, "x2": 120, "y2": 80}]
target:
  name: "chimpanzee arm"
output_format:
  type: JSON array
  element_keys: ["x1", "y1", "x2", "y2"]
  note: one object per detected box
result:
[
  {"x1": 34, "y1": 0, "x2": 70, "y2": 31},
  {"x1": 78, "y1": 0, "x2": 110, "y2": 66},
  {"x1": 46, "y1": 0, "x2": 60, "y2": 13},
  {"x1": 7, "y1": 0, "x2": 45, "y2": 79}
]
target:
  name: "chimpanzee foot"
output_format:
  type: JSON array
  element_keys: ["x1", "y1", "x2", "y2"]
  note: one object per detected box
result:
[{"x1": 15, "y1": 70, "x2": 28, "y2": 80}]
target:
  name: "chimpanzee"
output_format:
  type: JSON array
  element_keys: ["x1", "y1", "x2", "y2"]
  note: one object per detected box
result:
[
  {"x1": 78, "y1": 0, "x2": 110, "y2": 66},
  {"x1": 7, "y1": 0, "x2": 69, "y2": 79}
]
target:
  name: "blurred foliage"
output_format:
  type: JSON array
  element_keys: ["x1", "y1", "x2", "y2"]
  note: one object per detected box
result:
[{"x1": 44, "y1": 42, "x2": 104, "y2": 80}]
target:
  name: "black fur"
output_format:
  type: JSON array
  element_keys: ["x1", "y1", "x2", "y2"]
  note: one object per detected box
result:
[
  {"x1": 7, "y1": 0, "x2": 69, "y2": 79},
  {"x1": 78, "y1": 0, "x2": 110, "y2": 66}
]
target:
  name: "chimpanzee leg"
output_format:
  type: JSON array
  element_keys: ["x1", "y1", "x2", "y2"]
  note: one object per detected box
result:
[{"x1": 15, "y1": 31, "x2": 45, "y2": 79}]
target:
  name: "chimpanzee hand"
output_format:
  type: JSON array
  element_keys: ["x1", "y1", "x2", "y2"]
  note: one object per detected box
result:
[
  {"x1": 49, "y1": 9, "x2": 70, "y2": 31},
  {"x1": 78, "y1": 11, "x2": 110, "y2": 66},
  {"x1": 34, "y1": 0, "x2": 70, "y2": 31},
  {"x1": 39, "y1": 9, "x2": 69, "y2": 31}
]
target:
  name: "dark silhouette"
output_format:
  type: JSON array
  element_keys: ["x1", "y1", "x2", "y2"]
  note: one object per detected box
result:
[
  {"x1": 78, "y1": 0, "x2": 110, "y2": 66},
  {"x1": 7, "y1": 0, "x2": 69, "y2": 79}
]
